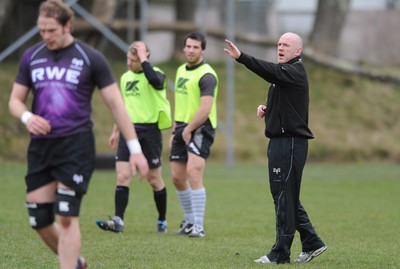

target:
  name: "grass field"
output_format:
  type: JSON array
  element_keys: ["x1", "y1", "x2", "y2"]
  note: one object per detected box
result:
[{"x1": 1, "y1": 162, "x2": 399, "y2": 269}]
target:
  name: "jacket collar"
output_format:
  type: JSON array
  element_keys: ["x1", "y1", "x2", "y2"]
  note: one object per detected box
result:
[{"x1": 287, "y1": 56, "x2": 302, "y2": 65}]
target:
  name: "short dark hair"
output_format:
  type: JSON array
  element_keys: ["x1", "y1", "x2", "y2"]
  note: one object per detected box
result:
[
  {"x1": 184, "y1": 32, "x2": 207, "y2": 50},
  {"x1": 38, "y1": 0, "x2": 74, "y2": 26}
]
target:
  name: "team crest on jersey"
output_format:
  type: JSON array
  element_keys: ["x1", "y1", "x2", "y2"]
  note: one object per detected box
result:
[{"x1": 70, "y1": 58, "x2": 84, "y2": 70}]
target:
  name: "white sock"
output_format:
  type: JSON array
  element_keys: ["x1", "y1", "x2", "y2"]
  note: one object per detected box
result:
[
  {"x1": 177, "y1": 188, "x2": 193, "y2": 223},
  {"x1": 191, "y1": 188, "x2": 206, "y2": 227}
]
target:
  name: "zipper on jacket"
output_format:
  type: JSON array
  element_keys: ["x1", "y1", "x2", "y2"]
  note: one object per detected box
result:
[{"x1": 278, "y1": 113, "x2": 285, "y2": 133}]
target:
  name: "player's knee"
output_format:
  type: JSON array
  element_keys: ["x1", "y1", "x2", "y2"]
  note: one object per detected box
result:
[
  {"x1": 26, "y1": 202, "x2": 55, "y2": 229},
  {"x1": 148, "y1": 179, "x2": 165, "y2": 190},
  {"x1": 147, "y1": 171, "x2": 163, "y2": 189},
  {"x1": 116, "y1": 171, "x2": 132, "y2": 185},
  {"x1": 186, "y1": 167, "x2": 202, "y2": 181},
  {"x1": 171, "y1": 175, "x2": 180, "y2": 186},
  {"x1": 172, "y1": 176, "x2": 188, "y2": 189},
  {"x1": 55, "y1": 189, "x2": 83, "y2": 217},
  {"x1": 57, "y1": 214, "x2": 74, "y2": 228}
]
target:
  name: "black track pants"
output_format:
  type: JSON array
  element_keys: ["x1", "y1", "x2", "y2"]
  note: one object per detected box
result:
[{"x1": 266, "y1": 137, "x2": 324, "y2": 263}]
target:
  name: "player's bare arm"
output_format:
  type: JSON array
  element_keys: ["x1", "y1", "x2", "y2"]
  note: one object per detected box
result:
[
  {"x1": 9, "y1": 82, "x2": 51, "y2": 135},
  {"x1": 182, "y1": 95, "x2": 213, "y2": 145},
  {"x1": 100, "y1": 82, "x2": 149, "y2": 178}
]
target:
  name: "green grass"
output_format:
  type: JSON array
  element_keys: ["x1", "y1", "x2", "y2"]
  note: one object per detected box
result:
[{"x1": 1, "y1": 162, "x2": 399, "y2": 268}]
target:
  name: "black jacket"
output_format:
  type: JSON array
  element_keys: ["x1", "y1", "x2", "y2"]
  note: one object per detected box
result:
[{"x1": 237, "y1": 53, "x2": 314, "y2": 139}]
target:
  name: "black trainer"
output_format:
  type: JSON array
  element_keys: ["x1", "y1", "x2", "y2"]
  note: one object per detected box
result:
[{"x1": 175, "y1": 220, "x2": 193, "y2": 235}]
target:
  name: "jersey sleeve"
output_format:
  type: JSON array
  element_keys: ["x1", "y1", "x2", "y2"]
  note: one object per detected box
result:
[
  {"x1": 199, "y1": 73, "x2": 217, "y2": 97},
  {"x1": 142, "y1": 61, "x2": 165, "y2": 90},
  {"x1": 89, "y1": 49, "x2": 116, "y2": 90},
  {"x1": 15, "y1": 50, "x2": 34, "y2": 88}
]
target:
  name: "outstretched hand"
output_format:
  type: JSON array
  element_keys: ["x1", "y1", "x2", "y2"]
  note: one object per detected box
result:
[{"x1": 224, "y1": 39, "x2": 241, "y2": 59}]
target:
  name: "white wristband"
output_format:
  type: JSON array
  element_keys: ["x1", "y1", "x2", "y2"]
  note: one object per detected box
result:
[
  {"x1": 21, "y1": 111, "x2": 33, "y2": 125},
  {"x1": 127, "y1": 139, "x2": 142, "y2": 154}
]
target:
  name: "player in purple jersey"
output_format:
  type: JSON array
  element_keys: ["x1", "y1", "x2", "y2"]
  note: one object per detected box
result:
[{"x1": 8, "y1": 1, "x2": 148, "y2": 268}]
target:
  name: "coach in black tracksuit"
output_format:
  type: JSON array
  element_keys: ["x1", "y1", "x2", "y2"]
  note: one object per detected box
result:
[{"x1": 224, "y1": 33, "x2": 326, "y2": 264}]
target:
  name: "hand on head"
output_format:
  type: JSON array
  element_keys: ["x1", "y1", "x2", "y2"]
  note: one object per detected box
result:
[{"x1": 134, "y1": 42, "x2": 149, "y2": 62}]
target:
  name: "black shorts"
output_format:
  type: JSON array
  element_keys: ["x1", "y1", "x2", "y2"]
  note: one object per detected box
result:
[
  {"x1": 169, "y1": 120, "x2": 215, "y2": 162},
  {"x1": 25, "y1": 132, "x2": 95, "y2": 194},
  {"x1": 116, "y1": 127, "x2": 162, "y2": 169}
]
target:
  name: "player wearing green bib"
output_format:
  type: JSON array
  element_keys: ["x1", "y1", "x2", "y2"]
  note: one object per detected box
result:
[
  {"x1": 97, "y1": 41, "x2": 171, "y2": 233},
  {"x1": 170, "y1": 32, "x2": 218, "y2": 238}
]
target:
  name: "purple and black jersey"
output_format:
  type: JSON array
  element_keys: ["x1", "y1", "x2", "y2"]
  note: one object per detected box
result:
[{"x1": 16, "y1": 40, "x2": 115, "y2": 139}]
